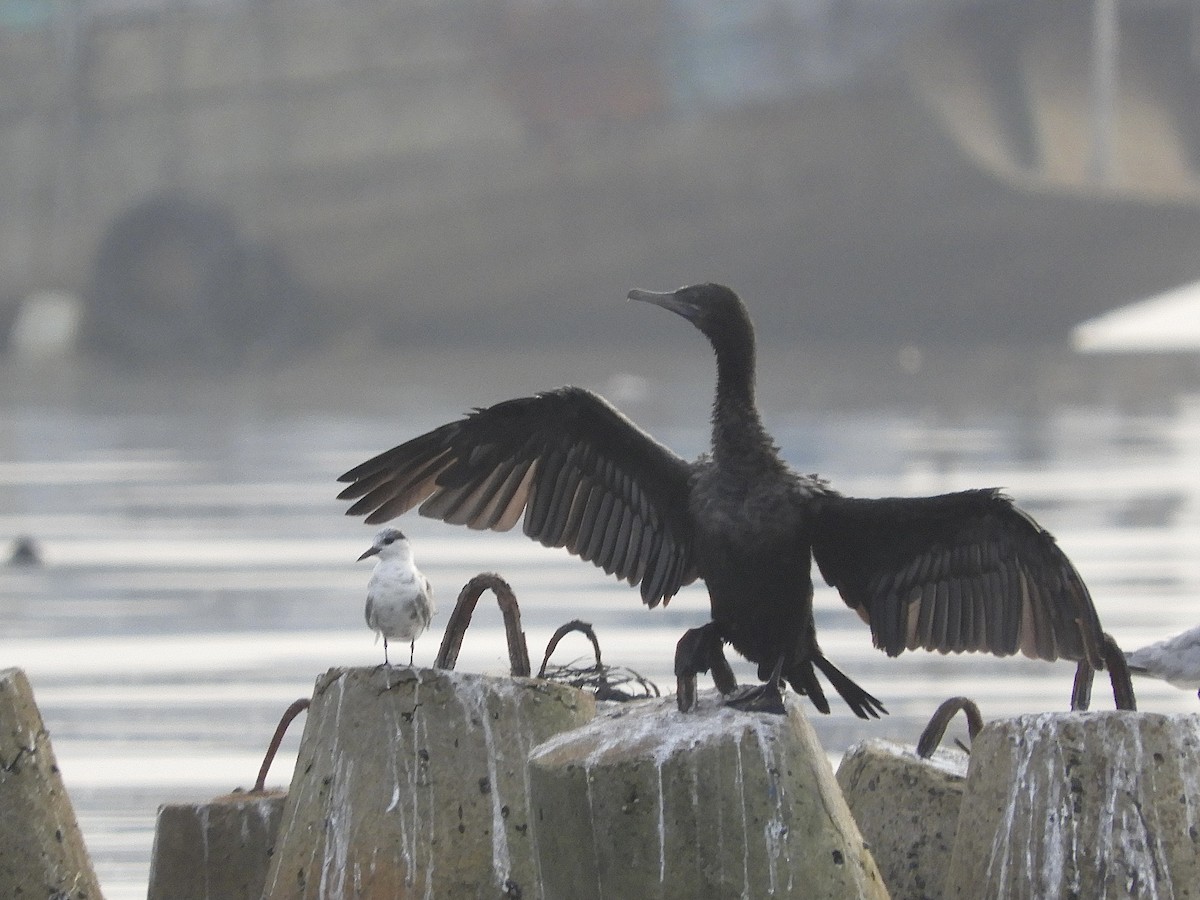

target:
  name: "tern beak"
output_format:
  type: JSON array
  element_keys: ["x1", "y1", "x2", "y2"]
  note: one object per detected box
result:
[{"x1": 358, "y1": 546, "x2": 381, "y2": 561}]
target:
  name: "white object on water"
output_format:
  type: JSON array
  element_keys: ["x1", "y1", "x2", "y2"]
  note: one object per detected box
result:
[
  {"x1": 358, "y1": 527, "x2": 435, "y2": 666},
  {"x1": 1125, "y1": 625, "x2": 1200, "y2": 695}
]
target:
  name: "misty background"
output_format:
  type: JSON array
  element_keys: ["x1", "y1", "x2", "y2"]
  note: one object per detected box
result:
[{"x1": 3, "y1": 0, "x2": 1200, "y2": 376}]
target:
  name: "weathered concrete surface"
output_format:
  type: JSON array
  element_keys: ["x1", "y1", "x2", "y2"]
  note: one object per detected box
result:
[
  {"x1": 945, "y1": 712, "x2": 1200, "y2": 899},
  {"x1": 837, "y1": 738, "x2": 968, "y2": 900},
  {"x1": 147, "y1": 790, "x2": 286, "y2": 900},
  {"x1": 0, "y1": 667, "x2": 103, "y2": 899},
  {"x1": 527, "y1": 693, "x2": 889, "y2": 900},
  {"x1": 262, "y1": 666, "x2": 595, "y2": 900}
]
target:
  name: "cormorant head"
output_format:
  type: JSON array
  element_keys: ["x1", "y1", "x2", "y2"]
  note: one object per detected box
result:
[
  {"x1": 627, "y1": 283, "x2": 754, "y2": 357},
  {"x1": 358, "y1": 526, "x2": 409, "y2": 561}
]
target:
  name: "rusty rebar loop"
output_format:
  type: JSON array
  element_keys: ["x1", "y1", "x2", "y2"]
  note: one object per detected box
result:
[
  {"x1": 537, "y1": 620, "x2": 603, "y2": 678},
  {"x1": 252, "y1": 697, "x2": 310, "y2": 793},
  {"x1": 1071, "y1": 659, "x2": 1095, "y2": 711},
  {"x1": 537, "y1": 619, "x2": 659, "y2": 701},
  {"x1": 916, "y1": 696, "x2": 984, "y2": 758},
  {"x1": 434, "y1": 572, "x2": 531, "y2": 676},
  {"x1": 1071, "y1": 631, "x2": 1137, "y2": 712},
  {"x1": 1102, "y1": 631, "x2": 1137, "y2": 711}
]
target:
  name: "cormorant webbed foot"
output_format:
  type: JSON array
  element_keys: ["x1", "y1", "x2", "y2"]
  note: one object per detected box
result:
[
  {"x1": 675, "y1": 623, "x2": 739, "y2": 711},
  {"x1": 805, "y1": 655, "x2": 886, "y2": 719},
  {"x1": 726, "y1": 656, "x2": 787, "y2": 715}
]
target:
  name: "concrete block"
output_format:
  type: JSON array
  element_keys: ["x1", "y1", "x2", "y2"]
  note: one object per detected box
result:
[
  {"x1": 945, "y1": 712, "x2": 1200, "y2": 899},
  {"x1": 147, "y1": 790, "x2": 286, "y2": 900},
  {"x1": 837, "y1": 738, "x2": 968, "y2": 900},
  {"x1": 527, "y1": 693, "x2": 889, "y2": 900},
  {"x1": 263, "y1": 666, "x2": 595, "y2": 900},
  {"x1": 0, "y1": 667, "x2": 103, "y2": 899}
]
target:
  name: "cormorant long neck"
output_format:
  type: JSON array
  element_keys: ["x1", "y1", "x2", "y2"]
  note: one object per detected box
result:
[{"x1": 708, "y1": 321, "x2": 780, "y2": 473}]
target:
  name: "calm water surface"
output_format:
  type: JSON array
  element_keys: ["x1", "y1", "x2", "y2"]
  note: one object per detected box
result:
[{"x1": 3, "y1": 349, "x2": 1200, "y2": 899}]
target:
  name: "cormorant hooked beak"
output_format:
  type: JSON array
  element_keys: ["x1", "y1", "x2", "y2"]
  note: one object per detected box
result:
[
  {"x1": 358, "y1": 545, "x2": 381, "y2": 561},
  {"x1": 627, "y1": 288, "x2": 700, "y2": 323}
]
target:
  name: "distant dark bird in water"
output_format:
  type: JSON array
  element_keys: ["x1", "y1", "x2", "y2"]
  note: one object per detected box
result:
[
  {"x1": 358, "y1": 527, "x2": 435, "y2": 667},
  {"x1": 7, "y1": 535, "x2": 41, "y2": 567},
  {"x1": 1125, "y1": 626, "x2": 1200, "y2": 699},
  {"x1": 338, "y1": 283, "x2": 1108, "y2": 715}
]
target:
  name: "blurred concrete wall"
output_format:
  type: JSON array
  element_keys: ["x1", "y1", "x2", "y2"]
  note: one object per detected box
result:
[
  {"x1": 906, "y1": 1, "x2": 1200, "y2": 202},
  {"x1": 4, "y1": 0, "x2": 1200, "y2": 357},
  {"x1": 4, "y1": 0, "x2": 912, "y2": 352}
]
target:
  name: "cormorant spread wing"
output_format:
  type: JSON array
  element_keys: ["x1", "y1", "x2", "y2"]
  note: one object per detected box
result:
[
  {"x1": 338, "y1": 386, "x2": 698, "y2": 607},
  {"x1": 810, "y1": 489, "x2": 1104, "y2": 666}
]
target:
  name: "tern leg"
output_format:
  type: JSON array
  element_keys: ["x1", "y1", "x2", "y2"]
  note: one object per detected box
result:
[{"x1": 408, "y1": 641, "x2": 415, "y2": 667}]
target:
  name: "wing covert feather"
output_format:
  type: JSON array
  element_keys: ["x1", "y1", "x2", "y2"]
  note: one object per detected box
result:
[
  {"x1": 339, "y1": 387, "x2": 697, "y2": 606},
  {"x1": 810, "y1": 489, "x2": 1105, "y2": 666}
]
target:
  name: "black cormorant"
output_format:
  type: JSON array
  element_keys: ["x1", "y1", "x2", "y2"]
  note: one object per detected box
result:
[{"x1": 338, "y1": 283, "x2": 1107, "y2": 715}]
